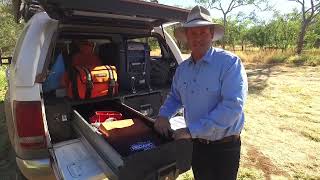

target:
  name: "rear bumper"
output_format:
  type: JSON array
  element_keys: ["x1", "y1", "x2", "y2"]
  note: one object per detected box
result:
[{"x1": 16, "y1": 157, "x2": 56, "y2": 180}]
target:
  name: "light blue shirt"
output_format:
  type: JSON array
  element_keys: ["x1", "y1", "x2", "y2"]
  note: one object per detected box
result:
[{"x1": 159, "y1": 47, "x2": 248, "y2": 141}]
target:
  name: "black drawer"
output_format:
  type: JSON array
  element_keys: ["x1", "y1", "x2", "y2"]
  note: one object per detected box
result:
[
  {"x1": 73, "y1": 100, "x2": 193, "y2": 180},
  {"x1": 122, "y1": 92, "x2": 162, "y2": 118}
]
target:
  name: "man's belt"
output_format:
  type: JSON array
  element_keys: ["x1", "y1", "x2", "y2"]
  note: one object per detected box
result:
[{"x1": 195, "y1": 135, "x2": 240, "y2": 145}]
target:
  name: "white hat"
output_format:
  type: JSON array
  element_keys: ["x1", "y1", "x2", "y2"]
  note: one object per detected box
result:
[{"x1": 174, "y1": 5, "x2": 224, "y2": 43}]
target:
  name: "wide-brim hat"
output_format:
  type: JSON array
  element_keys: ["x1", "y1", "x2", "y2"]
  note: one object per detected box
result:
[{"x1": 174, "y1": 5, "x2": 224, "y2": 43}]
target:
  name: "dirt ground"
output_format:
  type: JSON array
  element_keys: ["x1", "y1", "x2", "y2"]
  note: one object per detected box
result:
[
  {"x1": 178, "y1": 64, "x2": 320, "y2": 180},
  {"x1": 0, "y1": 102, "x2": 19, "y2": 179},
  {"x1": 240, "y1": 64, "x2": 320, "y2": 179}
]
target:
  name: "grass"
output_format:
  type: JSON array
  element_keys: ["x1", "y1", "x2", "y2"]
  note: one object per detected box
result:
[
  {"x1": 0, "y1": 66, "x2": 7, "y2": 134},
  {"x1": 176, "y1": 63, "x2": 320, "y2": 180},
  {"x1": 1, "y1": 60, "x2": 320, "y2": 179},
  {"x1": 241, "y1": 64, "x2": 320, "y2": 179},
  {"x1": 150, "y1": 49, "x2": 162, "y2": 57},
  {"x1": 233, "y1": 49, "x2": 320, "y2": 66},
  {"x1": 0, "y1": 66, "x2": 6, "y2": 101}
]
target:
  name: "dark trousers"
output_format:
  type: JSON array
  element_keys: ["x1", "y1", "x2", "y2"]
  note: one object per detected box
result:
[{"x1": 191, "y1": 138, "x2": 241, "y2": 180}]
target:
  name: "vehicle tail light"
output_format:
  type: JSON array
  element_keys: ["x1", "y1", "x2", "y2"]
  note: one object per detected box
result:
[{"x1": 14, "y1": 101, "x2": 46, "y2": 149}]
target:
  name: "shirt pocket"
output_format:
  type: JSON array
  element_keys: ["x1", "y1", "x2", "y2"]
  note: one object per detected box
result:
[
  {"x1": 201, "y1": 85, "x2": 220, "y2": 111},
  {"x1": 203, "y1": 85, "x2": 220, "y2": 96}
]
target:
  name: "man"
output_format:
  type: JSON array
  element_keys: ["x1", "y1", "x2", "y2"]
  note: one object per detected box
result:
[{"x1": 154, "y1": 5, "x2": 248, "y2": 180}]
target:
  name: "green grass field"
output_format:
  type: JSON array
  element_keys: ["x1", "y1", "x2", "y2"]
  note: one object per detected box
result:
[{"x1": 0, "y1": 63, "x2": 319, "y2": 179}]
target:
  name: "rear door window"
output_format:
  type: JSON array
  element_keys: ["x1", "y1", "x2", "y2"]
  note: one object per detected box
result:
[{"x1": 128, "y1": 37, "x2": 163, "y2": 59}]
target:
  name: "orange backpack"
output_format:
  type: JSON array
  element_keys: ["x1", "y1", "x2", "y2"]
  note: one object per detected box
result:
[{"x1": 66, "y1": 65, "x2": 119, "y2": 99}]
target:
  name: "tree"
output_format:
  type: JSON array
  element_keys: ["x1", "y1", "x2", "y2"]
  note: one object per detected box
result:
[
  {"x1": 304, "y1": 14, "x2": 320, "y2": 48},
  {"x1": 245, "y1": 24, "x2": 268, "y2": 49},
  {"x1": 264, "y1": 12, "x2": 300, "y2": 50},
  {"x1": 228, "y1": 13, "x2": 254, "y2": 51},
  {"x1": 290, "y1": 0, "x2": 320, "y2": 54},
  {"x1": 195, "y1": 0, "x2": 270, "y2": 48},
  {"x1": 0, "y1": 0, "x2": 23, "y2": 55},
  {"x1": 223, "y1": 16, "x2": 251, "y2": 51}
]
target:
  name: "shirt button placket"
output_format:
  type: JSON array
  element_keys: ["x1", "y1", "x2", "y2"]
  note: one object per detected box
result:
[{"x1": 194, "y1": 63, "x2": 200, "y2": 85}]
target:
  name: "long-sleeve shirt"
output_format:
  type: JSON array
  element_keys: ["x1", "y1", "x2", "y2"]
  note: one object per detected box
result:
[{"x1": 158, "y1": 47, "x2": 248, "y2": 141}]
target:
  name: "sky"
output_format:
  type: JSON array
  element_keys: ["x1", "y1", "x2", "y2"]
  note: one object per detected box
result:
[{"x1": 158, "y1": 0, "x2": 301, "y2": 22}]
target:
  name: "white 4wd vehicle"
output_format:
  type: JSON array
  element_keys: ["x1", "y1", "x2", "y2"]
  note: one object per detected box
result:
[{"x1": 1, "y1": 0, "x2": 192, "y2": 180}]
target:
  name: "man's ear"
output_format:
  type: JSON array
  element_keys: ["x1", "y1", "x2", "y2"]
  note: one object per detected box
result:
[
  {"x1": 183, "y1": 29, "x2": 189, "y2": 38},
  {"x1": 210, "y1": 27, "x2": 214, "y2": 40}
]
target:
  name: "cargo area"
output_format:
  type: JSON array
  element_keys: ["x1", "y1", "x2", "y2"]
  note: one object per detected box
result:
[
  {"x1": 43, "y1": 27, "x2": 192, "y2": 179},
  {"x1": 43, "y1": 29, "x2": 178, "y2": 143}
]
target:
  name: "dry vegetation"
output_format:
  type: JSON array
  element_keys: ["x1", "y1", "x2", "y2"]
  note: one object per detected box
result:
[
  {"x1": 177, "y1": 64, "x2": 320, "y2": 180},
  {"x1": 240, "y1": 64, "x2": 320, "y2": 179},
  {"x1": 235, "y1": 49, "x2": 320, "y2": 66},
  {"x1": 175, "y1": 48, "x2": 320, "y2": 66}
]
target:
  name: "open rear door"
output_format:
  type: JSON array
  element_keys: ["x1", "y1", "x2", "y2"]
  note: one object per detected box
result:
[{"x1": 35, "y1": 0, "x2": 189, "y2": 30}]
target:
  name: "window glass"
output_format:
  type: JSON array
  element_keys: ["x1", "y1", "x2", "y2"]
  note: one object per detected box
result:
[{"x1": 128, "y1": 37, "x2": 162, "y2": 57}]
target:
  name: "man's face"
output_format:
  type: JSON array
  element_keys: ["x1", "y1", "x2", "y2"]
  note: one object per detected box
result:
[{"x1": 185, "y1": 26, "x2": 213, "y2": 54}]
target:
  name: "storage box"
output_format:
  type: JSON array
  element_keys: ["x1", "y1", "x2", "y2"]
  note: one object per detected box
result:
[
  {"x1": 89, "y1": 111, "x2": 123, "y2": 123},
  {"x1": 73, "y1": 100, "x2": 192, "y2": 180},
  {"x1": 121, "y1": 91, "x2": 162, "y2": 118},
  {"x1": 120, "y1": 42, "x2": 151, "y2": 92}
]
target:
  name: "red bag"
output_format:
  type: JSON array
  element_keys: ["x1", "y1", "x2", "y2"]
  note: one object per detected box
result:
[
  {"x1": 66, "y1": 65, "x2": 119, "y2": 99},
  {"x1": 90, "y1": 111, "x2": 123, "y2": 124}
]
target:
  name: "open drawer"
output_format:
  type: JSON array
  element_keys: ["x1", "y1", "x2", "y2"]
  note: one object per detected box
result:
[
  {"x1": 51, "y1": 139, "x2": 112, "y2": 180},
  {"x1": 72, "y1": 100, "x2": 192, "y2": 180}
]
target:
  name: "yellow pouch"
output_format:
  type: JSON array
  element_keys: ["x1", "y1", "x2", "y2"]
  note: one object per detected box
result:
[{"x1": 100, "y1": 119, "x2": 134, "y2": 131}]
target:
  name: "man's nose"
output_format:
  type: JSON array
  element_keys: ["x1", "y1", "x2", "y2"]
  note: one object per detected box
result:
[{"x1": 193, "y1": 33, "x2": 202, "y2": 38}]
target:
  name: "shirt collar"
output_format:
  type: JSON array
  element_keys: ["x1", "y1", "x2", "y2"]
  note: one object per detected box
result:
[{"x1": 187, "y1": 47, "x2": 214, "y2": 65}]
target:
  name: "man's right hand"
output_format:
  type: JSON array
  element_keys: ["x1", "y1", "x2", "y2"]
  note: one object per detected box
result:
[{"x1": 154, "y1": 116, "x2": 172, "y2": 138}]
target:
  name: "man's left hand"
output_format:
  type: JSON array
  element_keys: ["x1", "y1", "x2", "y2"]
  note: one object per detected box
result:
[{"x1": 173, "y1": 128, "x2": 192, "y2": 140}]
